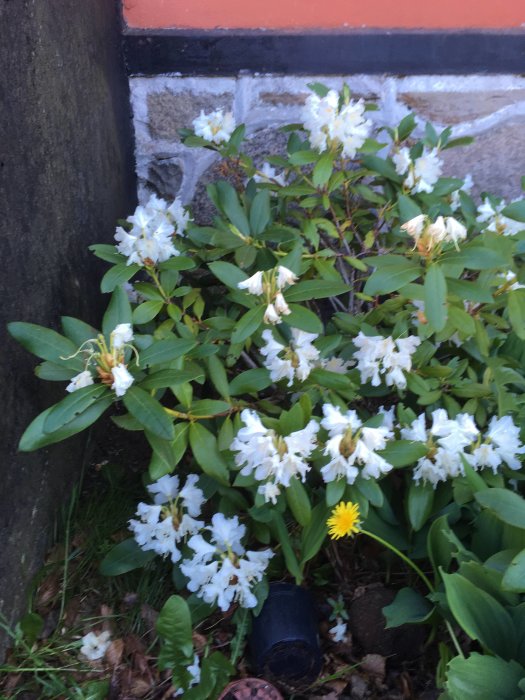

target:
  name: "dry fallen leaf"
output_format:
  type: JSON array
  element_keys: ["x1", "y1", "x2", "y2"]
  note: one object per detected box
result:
[
  {"x1": 106, "y1": 638, "x2": 125, "y2": 667},
  {"x1": 361, "y1": 653, "x2": 386, "y2": 680}
]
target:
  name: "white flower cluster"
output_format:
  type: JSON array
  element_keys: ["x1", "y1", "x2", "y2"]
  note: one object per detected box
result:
[
  {"x1": 393, "y1": 147, "x2": 443, "y2": 194},
  {"x1": 129, "y1": 475, "x2": 205, "y2": 563},
  {"x1": 477, "y1": 197, "x2": 523, "y2": 236},
  {"x1": 181, "y1": 514, "x2": 274, "y2": 611},
  {"x1": 231, "y1": 409, "x2": 319, "y2": 503},
  {"x1": 402, "y1": 410, "x2": 525, "y2": 487},
  {"x1": 115, "y1": 194, "x2": 190, "y2": 266},
  {"x1": 80, "y1": 630, "x2": 111, "y2": 661},
  {"x1": 401, "y1": 214, "x2": 467, "y2": 250},
  {"x1": 302, "y1": 89, "x2": 371, "y2": 158},
  {"x1": 321, "y1": 404, "x2": 394, "y2": 484},
  {"x1": 192, "y1": 109, "x2": 236, "y2": 144},
  {"x1": 353, "y1": 331, "x2": 421, "y2": 390},
  {"x1": 237, "y1": 265, "x2": 298, "y2": 325},
  {"x1": 66, "y1": 323, "x2": 135, "y2": 397},
  {"x1": 260, "y1": 328, "x2": 320, "y2": 385},
  {"x1": 260, "y1": 329, "x2": 352, "y2": 386}
]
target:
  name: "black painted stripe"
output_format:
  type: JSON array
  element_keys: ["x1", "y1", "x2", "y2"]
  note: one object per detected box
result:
[{"x1": 123, "y1": 29, "x2": 525, "y2": 76}]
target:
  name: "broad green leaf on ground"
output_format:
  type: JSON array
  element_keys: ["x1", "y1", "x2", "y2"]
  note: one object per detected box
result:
[
  {"x1": 383, "y1": 587, "x2": 433, "y2": 628},
  {"x1": 156, "y1": 595, "x2": 193, "y2": 659},
  {"x1": 446, "y1": 653, "x2": 524, "y2": 700}
]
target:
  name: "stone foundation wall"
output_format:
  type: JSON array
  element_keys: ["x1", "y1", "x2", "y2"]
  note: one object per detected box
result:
[{"x1": 130, "y1": 74, "x2": 525, "y2": 209}]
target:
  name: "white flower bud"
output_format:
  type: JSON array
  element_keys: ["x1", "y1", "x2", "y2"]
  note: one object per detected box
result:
[
  {"x1": 400, "y1": 214, "x2": 426, "y2": 241},
  {"x1": 111, "y1": 363, "x2": 134, "y2": 397},
  {"x1": 444, "y1": 217, "x2": 467, "y2": 246},
  {"x1": 276, "y1": 265, "x2": 298, "y2": 289},
  {"x1": 112, "y1": 323, "x2": 133, "y2": 349},
  {"x1": 274, "y1": 292, "x2": 291, "y2": 316},
  {"x1": 264, "y1": 303, "x2": 281, "y2": 325},
  {"x1": 237, "y1": 271, "x2": 264, "y2": 296}
]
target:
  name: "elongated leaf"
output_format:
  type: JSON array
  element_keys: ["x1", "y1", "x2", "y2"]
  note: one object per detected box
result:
[
  {"x1": 250, "y1": 190, "x2": 271, "y2": 235},
  {"x1": 362, "y1": 155, "x2": 402, "y2": 183},
  {"x1": 101, "y1": 263, "x2": 140, "y2": 293},
  {"x1": 61, "y1": 317, "x2": 98, "y2": 346},
  {"x1": 475, "y1": 488, "x2": 525, "y2": 529},
  {"x1": 99, "y1": 538, "x2": 156, "y2": 576},
  {"x1": 158, "y1": 256, "x2": 195, "y2": 271},
  {"x1": 189, "y1": 399, "x2": 231, "y2": 417},
  {"x1": 35, "y1": 361, "x2": 77, "y2": 381},
  {"x1": 285, "y1": 304, "x2": 323, "y2": 333},
  {"x1": 312, "y1": 152, "x2": 334, "y2": 187},
  {"x1": 156, "y1": 595, "x2": 193, "y2": 659},
  {"x1": 102, "y1": 286, "x2": 132, "y2": 338},
  {"x1": 446, "y1": 279, "x2": 493, "y2": 304},
  {"x1": 377, "y1": 440, "x2": 428, "y2": 467},
  {"x1": 123, "y1": 386, "x2": 174, "y2": 440},
  {"x1": 407, "y1": 481, "x2": 434, "y2": 531},
  {"x1": 216, "y1": 180, "x2": 250, "y2": 235},
  {"x1": 508, "y1": 290, "x2": 525, "y2": 340},
  {"x1": 19, "y1": 395, "x2": 113, "y2": 452},
  {"x1": 229, "y1": 368, "x2": 272, "y2": 395},
  {"x1": 446, "y1": 653, "x2": 524, "y2": 700},
  {"x1": 139, "y1": 337, "x2": 197, "y2": 368},
  {"x1": 383, "y1": 587, "x2": 433, "y2": 628},
  {"x1": 273, "y1": 513, "x2": 302, "y2": 582},
  {"x1": 442, "y1": 244, "x2": 509, "y2": 270},
  {"x1": 44, "y1": 384, "x2": 109, "y2": 433},
  {"x1": 300, "y1": 501, "x2": 330, "y2": 565},
  {"x1": 89, "y1": 243, "x2": 125, "y2": 264},
  {"x1": 502, "y1": 200, "x2": 525, "y2": 223},
  {"x1": 205, "y1": 353, "x2": 230, "y2": 399},
  {"x1": 208, "y1": 261, "x2": 248, "y2": 289},
  {"x1": 8, "y1": 322, "x2": 79, "y2": 365},
  {"x1": 397, "y1": 194, "x2": 422, "y2": 223},
  {"x1": 139, "y1": 368, "x2": 204, "y2": 390},
  {"x1": 503, "y1": 548, "x2": 525, "y2": 592},
  {"x1": 364, "y1": 261, "x2": 421, "y2": 296},
  {"x1": 442, "y1": 571, "x2": 517, "y2": 659},
  {"x1": 285, "y1": 280, "x2": 349, "y2": 302},
  {"x1": 285, "y1": 478, "x2": 312, "y2": 527},
  {"x1": 189, "y1": 422, "x2": 230, "y2": 485},
  {"x1": 424, "y1": 263, "x2": 448, "y2": 332},
  {"x1": 132, "y1": 301, "x2": 164, "y2": 324},
  {"x1": 231, "y1": 305, "x2": 265, "y2": 344},
  {"x1": 307, "y1": 368, "x2": 354, "y2": 391}
]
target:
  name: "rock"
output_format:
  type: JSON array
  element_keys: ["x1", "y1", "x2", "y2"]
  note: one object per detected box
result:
[
  {"x1": 400, "y1": 90, "x2": 525, "y2": 125},
  {"x1": 145, "y1": 158, "x2": 183, "y2": 199}
]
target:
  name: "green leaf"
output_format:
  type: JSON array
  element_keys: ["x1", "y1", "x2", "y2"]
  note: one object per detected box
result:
[
  {"x1": 508, "y1": 290, "x2": 525, "y2": 340},
  {"x1": 132, "y1": 300, "x2": 164, "y2": 324},
  {"x1": 285, "y1": 304, "x2": 323, "y2": 333},
  {"x1": 102, "y1": 286, "x2": 132, "y2": 338},
  {"x1": 285, "y1": 478, "x2": 312, "y2": 527},
  {"x1": 35, "y1": 361, "x2": 78, "y2": 381},
  {"x1": 307, "y1": 368, "x2": 354, "y2": 391},
  {"x1": 229, "y1": 368, "x2": 272, "y2": 395},
  {"x1": 61, "y1": 316, "x2": 99, "y2": 346},
  {"x1": 502, "y1": 200, "x2": 525, "y2": 223},
  {"x1": 231, "y1": 305, "x2": 265, "y2": 344},
  {"x1": 397, "y1": 194, "x2": 422, "y2": 223},
  {"x1": 99, "y1": 538, "x2": 156, "y2": 576},
  {"x1": 158, "y1": 256, "x2": 195, "y2": 271},
  {"x1": 502, "y1": 548, "x2": 525, "y2": 592},
  {"x1": 139, "y1": 337, "x2": 197, "y2": 368},
  {"x1": 19, "y1": 612, "x2": 44, "y2": 645},
  {"x1": 475, "y1": 489, "x2": 525, "y2": 529},
  {"x1": 446, "y1": 279, "x2": 493, "y2": 304},
  {"x1": 427, "y1": 515, "x2": 462, "y2": 577},
  {"x1": 424, "y1": 263, "x2": 448, "y2": 332},
  {"x1": 362, "y1": 155, "x2": 402, "y2": 183},
  {"x1": 89, "y1": 243, "x2": 125, "y2": 264},
  {"x1": 156, "y1": 595, "x2": 193, "y2": 659},
  {"x1": 44, "y1": 384, "x2": 109, "y2": 433},
  {"x1": 364, "y1": 260, "x2": 421, "y2": 295},
  {"x1": 122, "y1": 386, "x2": 174, "y2": 440},
  {"x1": 272, "y1": 513, "x2": 302, "y2": 583},
  {"x1": 285, "y1": 280, "x2": 350, "y2": 302},
  {"x1": 397, "y1": 113, "x2": 417, "y2": 140},
  {"x1": 8, "y1": 322, "x2": 79, "y2": 366},
  {"x1": 377, "y1": 440, "x2": 428, "y2": 467},
  {"x1": 383, "y1": 587, "x2": 433, "y2": 628},
  {"x1": 446, "y1": 653, "x2": 524, "y2": 700},
  {"x1": 101, "y1": 263, "x2": 140, "y2": 293},
  {"x1": 442, "y1": 571, "x2": 517, "y2": 659},
  {"x1": 442, "y1": 244, "x2": 509, "y2": 271},
  {"x1": 300, "y1": 501, "x2": 330, "y2": 566},
  {"x1": 215, "y1": 180, "x2": 250, "y2": 235},
  {"x1": 189, "y1": 422, "x2": 230, "y2": 485},
  {"x1": 189, "y1": 399, "x2": 230, "y2": 417},
  {"x1": 139, "y1": 368, "x2": 205, "y2": 389},
  {"x1": 148, "y1": 422, "x2": 189, "y2": 480},
  {"x1": 250, "y1": 189, "x2": 271, "y2": 235},
  {"x1": 83, "y1": 680, "x2": 111, "y2": 700},
  {"x1": 205, "y1": 353, "x2": 230, "y2": 399},
  {"x1": 312, "y1": 152, "x2": 334, "y2": 187},
  {"x1": 307, "y1": 81, "x2": 330, "y2": 97},
  {"x1": 407, "y1": 481, "x2": 434, "y2": 531}
]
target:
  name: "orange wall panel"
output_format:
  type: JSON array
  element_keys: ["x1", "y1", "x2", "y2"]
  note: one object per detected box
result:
[{"x1": 123, "y1": 0, "x2": 525, "y2": 30}]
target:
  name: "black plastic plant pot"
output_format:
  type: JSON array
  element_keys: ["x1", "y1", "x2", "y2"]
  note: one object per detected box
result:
[{"x1": 249, "y1": 582, "x2": 322, "y2": 685}]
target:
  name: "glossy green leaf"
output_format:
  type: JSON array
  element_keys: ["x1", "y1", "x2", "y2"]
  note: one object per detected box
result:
[
  {"x1": 102, "y1": 286, "x2": 132, "y2": 338},
  {"x1": 446, "y1": 653, "x2": 524, "y2": 700},
  {"x1": 139, "y1": 337, "x2": 197, "y2": 368},
  {"x1": 139, "y1": 368, "x2": 204, "y2": 389},
  {"x1": 208, "y1": 261, "x2": 248, "y2": 288},
  {"x1": 312, "y1": 152, "x2": 334, "y2": 187},
  {"x1": 502, "y1": 548, "x2": 525, "y2": 592},
  {"x1": 285, "y1": 477, "x2": 312, "y2": 527},
  {"x1": 231, "y1": 305, "x2": 265, "y2": 344},
  {"x1": 285, "y1": 280, "x2": 350, "y2": 302},
  {"x1": 508, "y1": 290, "x2": 525, "y2": 340},
  {"x1": 250, "y1": 189, "x2": 271, "y2": 235},
  {"x1": 8, "y1": 322, "x2": 79, "y2": 366},
  {"x1": 300, "y1": 501, "x2": 330, "y2": 565},
  {"x1": 101, "y1": 263, "x2": 140, "y2": 293},
  {"x1": 132, "y1": 300, "x2": 164, "y2": 324},
  {"x1": 44, "y1": 384, "x2": 109, "y2": 433},
  {"x1": 122, "y1": 385, "x2": 174, "y2": 440},
  {"x1": 383, "y1": 587, "x2": 433, "y2": 628},
  {"x1": 99, "y1": 538, "x2": 156, "y2": 576},
  {"x1": 285, "y1": 304, "x2": 323, "y2": 333},
  {"x1": 189, "y1": 422, "x2": 230, "y2": 485},
  {"x1": 377, "y1": 440, "x2": 428, "y2": 467},
  {"x1": 364, "y1": 260, "x2": 421, "y2": 296},
  {"x1": 424, "y1": 263, "x2": 448, "y2": 332},
  {"x1": 475, "y1": 488, "x2": 525, "y2": 529},
  {"x1": 407, "y1": 481, "x2": 435, "y2": 531},
  {"x1": 229, "y1": 368, "x2": 272, "y2": 395},
  {"x1": 156, "y1": 595, "x2": 193, "y2": 659},
  {"x1": 215, "y1": 180, "x2": 250, "y2": 235}
]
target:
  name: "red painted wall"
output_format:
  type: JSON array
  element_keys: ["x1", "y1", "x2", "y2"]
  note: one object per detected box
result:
[{"x1": 123, "y1": 0, "x2": 525, "y2": 29}]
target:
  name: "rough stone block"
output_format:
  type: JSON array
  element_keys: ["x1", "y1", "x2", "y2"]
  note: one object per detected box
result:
[
  {"x1": 400, "y1": 90, "x2": 525, "y2": 124},
  {"x1": 441, "y1": 119, "x2": 525, "y2": 201},
  {"x1": 147, "y1": 89, "x2": 234, "y2": 141}
]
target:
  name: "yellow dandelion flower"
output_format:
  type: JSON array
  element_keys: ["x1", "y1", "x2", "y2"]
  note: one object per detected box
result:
[{"x1": 327, "y1": 501, "x2": 361, "y2": 540}]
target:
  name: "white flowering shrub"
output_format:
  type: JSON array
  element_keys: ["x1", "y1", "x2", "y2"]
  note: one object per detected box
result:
[{"x1": 9, "y1": 83, "x2": 525, "y2": 697}]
